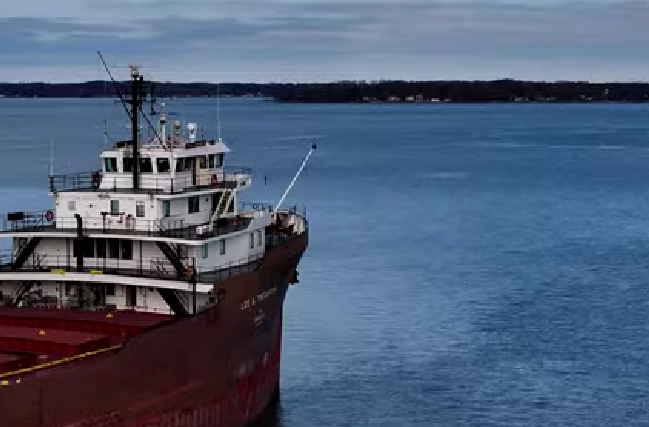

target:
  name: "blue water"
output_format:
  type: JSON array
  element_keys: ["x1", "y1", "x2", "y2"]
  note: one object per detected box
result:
[{"x1": 3, "y1": 99, "x2": 649, "y2": 426}]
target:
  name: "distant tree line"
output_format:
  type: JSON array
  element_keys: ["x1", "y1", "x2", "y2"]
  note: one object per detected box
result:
[
  {"x1": 268, "y1": 80, "x2": 649, "y2": 103},
  {"x1": 0, "y1": 81, "x2": 273, "y2": 99},
  {"x1": 2, "y1": 80, "x2": 649, "y2": 103}
]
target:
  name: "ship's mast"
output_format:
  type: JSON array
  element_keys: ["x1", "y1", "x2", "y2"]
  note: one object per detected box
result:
[{"x1": 127, "y1": 66, "x2": 144, "y2": 190}]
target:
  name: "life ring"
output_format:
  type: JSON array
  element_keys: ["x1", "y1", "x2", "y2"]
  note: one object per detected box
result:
[
  {"x1": 211, "y1": 174, "x2": 218, "y2": 186},
  {"x1": 45, "y1": 210, "x2": 54, "y2": 222},
  {"x1": 185, "y1": 266, "x2": 195, "y2": 278}
]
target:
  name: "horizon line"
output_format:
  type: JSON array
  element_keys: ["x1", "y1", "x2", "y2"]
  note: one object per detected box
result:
[{"x1": 3, "y1": 79, "x2": 649, "y2": 85}]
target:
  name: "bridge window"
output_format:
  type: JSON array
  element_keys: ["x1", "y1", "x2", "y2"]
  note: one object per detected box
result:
[
  {"x1": 216, "y1": 154, "x2": 224, "y2": 167},
  {"x1": 106, "y1": 284, "x2": 115, "y2": 296},
  {"x1": 104, "y1": 157, "x2": 118, "y2": 173},
  {"x1": 140, "y1": 158, "x2": 153, "y2": 174},
  {"x1": 220, "y1": 239, "x2": 226, "y2": 255},
  {"x1": 156, "y1": 158, "x2": 171, "y2": 173},
  {"x1": 136, "y1": 201, "x2": 145, "y2": 218},
  {"x1": 202, "y1": 244, "x2": 208, "y2": 259},
  {"x1": 257, "y1": 230, "x2": 262, "y2": 246},
  {"x1": 188, "y1": 196, "x2": 200, "y2": 214},
  {"x1": 199, "y1": 156, "x2": 207, "y2": 169},
  {"x1": 123, "y1": 157, "x2": 133, "y2": 173},
  {"x1": 175, "y1": 158, "x2": 193, "y2": 172},
  {"x1": 163, "y1": 200, "x2": 171, "y2": 217},
  {"x1": 208, "y1": 154, "x2": 215, "y2": 168}
]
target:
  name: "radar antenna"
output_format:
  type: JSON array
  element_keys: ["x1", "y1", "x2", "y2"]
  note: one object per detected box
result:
[{"x1": 97, "y1": 52, "x2": 167, "y2": 188}]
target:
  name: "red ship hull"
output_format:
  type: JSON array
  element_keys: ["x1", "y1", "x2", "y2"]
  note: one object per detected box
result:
[{"x1": 0, "y1": 232, "x2": 307, "y2": 427}]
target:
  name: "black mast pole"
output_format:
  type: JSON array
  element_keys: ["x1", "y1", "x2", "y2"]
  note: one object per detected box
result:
[{"x1": 128, "y1": 67, "x2": 143, "y2": 190}]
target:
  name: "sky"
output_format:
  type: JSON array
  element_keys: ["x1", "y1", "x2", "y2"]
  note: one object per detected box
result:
[{"x1": 1, "y1": 0, "x2": 649, "y2": 83}]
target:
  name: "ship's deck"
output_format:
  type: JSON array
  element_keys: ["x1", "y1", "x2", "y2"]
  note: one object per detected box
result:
[
  {"x1": 0, "y1": 307, "x2": 172, "y2": 331},
  {"x1": 0, "y1": 307, "x2": 173, "y2": 377}
]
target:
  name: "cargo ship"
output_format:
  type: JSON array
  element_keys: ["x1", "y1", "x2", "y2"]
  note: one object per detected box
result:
[{"x1": 0, "y1": 66, "x2": 310, "y2": 427}]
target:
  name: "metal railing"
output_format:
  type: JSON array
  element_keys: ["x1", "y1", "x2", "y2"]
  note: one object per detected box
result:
[
  {"x1": 49, "y1": 167, "x2": 252, "y2": 195},
  {"x1": 0, "y1": 252, "x2": 265, "y2": 284},
  {"x1": 1, "y1": 211, "x2": 55, "y2": 233},
  {"x1": 195, "y1": 254, "x2": 264, "y2": 283},
  {"x1": 0, "y1": 254, "x2": 181, "y2": 280},
  {"x1": 118, "y1": 306, "x2": 175, "y2": 316},
  {"x1": 0, "y1": 211, "x2": 253, "y2": 240},
  {"x1": 0, "y1": 250, "x2": 14, "y2": 267}
]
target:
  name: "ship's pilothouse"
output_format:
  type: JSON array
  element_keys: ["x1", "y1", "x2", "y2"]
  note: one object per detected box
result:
[
  {"x1": 98, "y1": 115, "x2": 249, "y2": 195},
  {"x1": 0, "y1": 65, "x2": 310, "y2": 317}
]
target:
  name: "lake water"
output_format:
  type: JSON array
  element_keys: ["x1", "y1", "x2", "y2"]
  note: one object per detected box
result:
[{"x1": 2, "y1": 99, "x2": 649, "y2": 426}]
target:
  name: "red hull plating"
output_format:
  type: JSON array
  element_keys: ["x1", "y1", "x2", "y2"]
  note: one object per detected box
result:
[{"x1": 0, "y1": 232, "x2": 307, "y2": 427}]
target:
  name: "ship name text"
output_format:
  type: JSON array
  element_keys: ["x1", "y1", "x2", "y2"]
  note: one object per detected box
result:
[{"x1": 240, "y1": 286, "x2": 277, "y2": 311}]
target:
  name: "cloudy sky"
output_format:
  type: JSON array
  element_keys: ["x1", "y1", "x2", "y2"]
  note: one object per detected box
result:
[{"x1": 1, "y1": 0, "x2": 649, "y2": 82}]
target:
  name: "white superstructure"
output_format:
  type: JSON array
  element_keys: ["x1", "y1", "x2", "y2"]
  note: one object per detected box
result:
[{"x1": 0, "y1": 116, "x2": 286, "y2": 316}]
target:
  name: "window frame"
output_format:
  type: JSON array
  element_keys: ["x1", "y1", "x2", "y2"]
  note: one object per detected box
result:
[
  {"x1": 136, "y1": 201, "x2": 145, "y2": 218},
  {"x1": 110, "y1": 200, "x2": 120, "y2": 215},
  {"x1": 139, "y1": 157, "x2": 153, "y2": 174},
  {"x1": 188, "y1": 196, "x2": 200, "y2": 214},
  {"x1": 123, "y1": 157, "x2": 134, "y2": 173},
  {"x1": 156, "y1": 158, "x2": 171, "y2": 174},
  {"x1": 104, "y1": 157, "x2": 118, "y2": 173}
]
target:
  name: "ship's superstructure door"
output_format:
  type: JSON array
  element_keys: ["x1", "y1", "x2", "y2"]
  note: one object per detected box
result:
[{"x1": 125, "y1": 286, "x2": 137, "y2": 307}]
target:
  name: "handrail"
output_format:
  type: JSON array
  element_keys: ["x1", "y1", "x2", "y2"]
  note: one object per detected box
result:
[
  {"x1": 49, "y1": 166, "x2": 252, "y2": 194},
  {"x1": 0, "y1": 212, "x2": 254, "y2": 241},
  {"x1": 0, "y1": 253, "x2": 265, "y2": 284},
  {"x1": 1, "y1": 210, "x2": 55, "y2": 233}
]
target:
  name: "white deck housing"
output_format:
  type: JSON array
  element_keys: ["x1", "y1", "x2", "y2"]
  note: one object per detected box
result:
[{"x1": 0, "y1": 118, "x2": 282, "y2": 316}]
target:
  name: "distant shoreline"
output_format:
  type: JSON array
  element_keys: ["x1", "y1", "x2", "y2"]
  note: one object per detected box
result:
[{"x1": 2, "y1": 80, "x2": 649, "y2": 103}]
